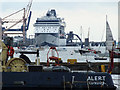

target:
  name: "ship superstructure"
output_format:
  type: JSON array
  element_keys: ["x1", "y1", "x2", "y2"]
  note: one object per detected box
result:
[{"x1": 34, "y1": 9, "x2": 66, "y2": 47}]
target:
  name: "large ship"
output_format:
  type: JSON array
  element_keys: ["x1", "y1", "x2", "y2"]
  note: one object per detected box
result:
[{"x1": 34, "y1": 9, "x2": 66, "y2": 47}]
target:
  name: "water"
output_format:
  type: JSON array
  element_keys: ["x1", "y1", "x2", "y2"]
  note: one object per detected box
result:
[{"x1": 14, "y1": 46, "x2": 120, "y2": 63}]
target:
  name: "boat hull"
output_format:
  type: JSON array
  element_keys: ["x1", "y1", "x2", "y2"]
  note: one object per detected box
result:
[
  {"x1": 2, "y1": 86, "x2": 116, "y2": 90},
  {"x1": 35, "y1": 33, "x2": 59, "y2": 47},
  {"x1": 1, "y1": 72, "x2": 116, "y2": 90},
  {"x1": 94, "y1": 57, "x2": 107, "y2": 60}
]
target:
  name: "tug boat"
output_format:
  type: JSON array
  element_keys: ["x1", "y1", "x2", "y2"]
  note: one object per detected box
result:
[{"x1": 0, "y1": 40, "x2": 116, "y2": 90}]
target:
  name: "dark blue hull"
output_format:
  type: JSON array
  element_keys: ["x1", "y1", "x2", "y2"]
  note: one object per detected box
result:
[
  {"x1": 2, "y1": 87, "x2": 116, "y2": 90},
  {"x1": 1, "y1": 72, "x2": 116, "y2": 90}
]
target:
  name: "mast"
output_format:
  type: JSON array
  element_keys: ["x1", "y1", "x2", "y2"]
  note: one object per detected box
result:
[
  {"x1": 23, "y1": 8, "x2": 26, "y2": 43},
  {"x1": 106, "y1": 15, "x2": 107, "y2": 44},
  {"x1": 118, "y1": 2, "x2": 120, "y2": 47},
  {"x1": 80, "y1": 26, "x2": 83, "y2": 48},
  {"x1": 88, "y1": 27, "x2": 90, "y2": 48},
  {"x1": 80, "y1": 26, "x2": 82, "y2": 41},
  {"x1": 0, "y1": 18, "x2": 2, "y2": 40},
  {"x1": 106, "y1": 15, "x2": 107, "y2": 50}
]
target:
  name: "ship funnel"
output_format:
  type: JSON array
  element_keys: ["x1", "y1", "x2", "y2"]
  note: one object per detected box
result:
[
  {"x1": 51, "y1": 9, "x2": 56, "y2": 16},
  {"x1": 46, "y1": 9, "x2": 56, "y2": 17}
]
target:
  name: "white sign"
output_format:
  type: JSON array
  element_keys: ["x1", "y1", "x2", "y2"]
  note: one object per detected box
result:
[{"x1": 87, "y1": 76, "x2": 106, "y2": 85}]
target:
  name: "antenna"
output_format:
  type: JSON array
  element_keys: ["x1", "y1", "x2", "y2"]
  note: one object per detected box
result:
[
  {"x1": 88, "y1": 27, "x2": 90, "y2": 39},
  {"x1": 80, "y1": 26, "x2": 82, "y2": 41},
  {"x1": 106, "y1": 15, "x2": 108, "y2": 22},
  {"x1": 88, "y1": 27, "x2": 90, "y2": 48}
]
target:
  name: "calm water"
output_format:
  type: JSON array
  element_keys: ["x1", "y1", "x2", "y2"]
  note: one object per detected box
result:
[{"x1": 14, "y1": 46, "x2": 120, "y2": 63}]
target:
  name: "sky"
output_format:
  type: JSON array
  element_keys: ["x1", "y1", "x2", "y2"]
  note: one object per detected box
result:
[{"x1": 0, "y1": 0, "x2": 119, "y2": 42}]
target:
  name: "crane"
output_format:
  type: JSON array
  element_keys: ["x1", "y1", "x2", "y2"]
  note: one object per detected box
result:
[{"x1": 1, "y1": 0, "x2": 33, "y2": 43}]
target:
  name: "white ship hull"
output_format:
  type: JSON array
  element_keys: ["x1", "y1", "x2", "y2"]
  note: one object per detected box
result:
[{"x1": 35, "y1": 34, "x2": 59, "y2": 46}]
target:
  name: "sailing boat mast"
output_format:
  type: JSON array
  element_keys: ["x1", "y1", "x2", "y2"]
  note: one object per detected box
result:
[
  {"x1": 106, "y1": 15, "x2": 107, "y2": 50},
  {"x1": 106, "y1": 15, "x2": 107, "y2": 44},
  {"x1": 118, "y1": 2, "x2": 120, "y2": 47},
  {"x1": 88, "y1": 27, "x2": 90, "y2": 48},
  {"x1": 80, "y1": 26, "x2": 83, "y2": 48},
  {"x1": 80, "y1": 26, "x2": 82, "y2": 42}
]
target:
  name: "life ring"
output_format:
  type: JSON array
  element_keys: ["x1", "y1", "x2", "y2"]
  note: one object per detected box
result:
[{"x1": 7, "y1": 46, "x2": 14, "y2": 56}]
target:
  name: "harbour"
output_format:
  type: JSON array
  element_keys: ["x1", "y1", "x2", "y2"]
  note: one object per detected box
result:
[
  {"x1": 0, "y1": 0, "x2": 120, "y2": 90},
  {"x1": 14, "y1": 46, "x2": 120, "y2": 74}
]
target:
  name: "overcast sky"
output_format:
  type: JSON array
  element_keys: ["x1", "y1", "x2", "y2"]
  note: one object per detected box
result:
[{"x1": 0, "y1": 0, "x2": 119, "y2": 42}]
